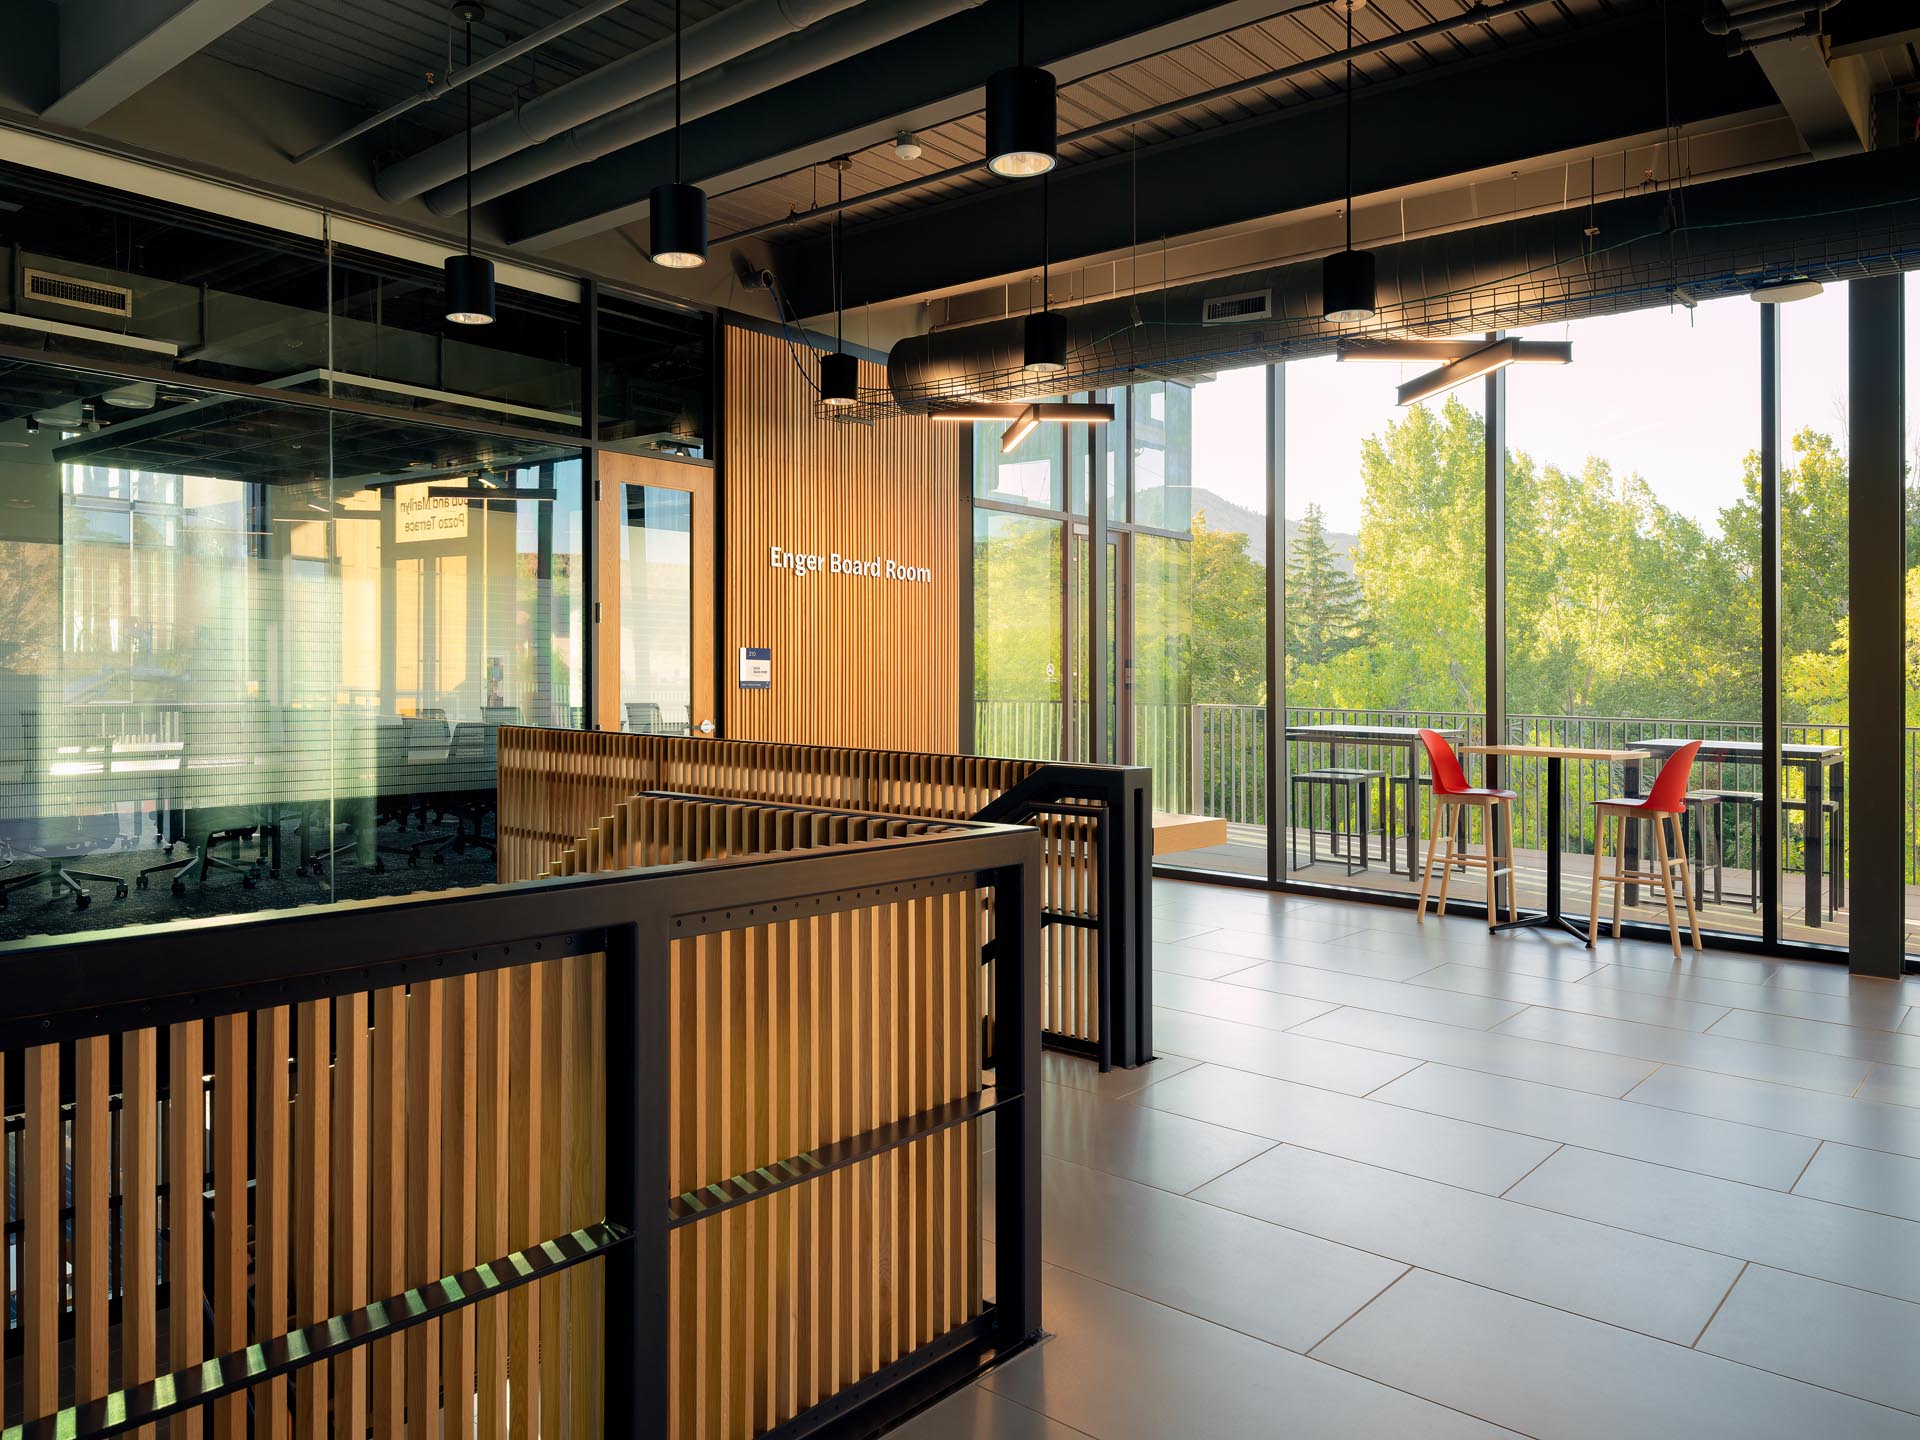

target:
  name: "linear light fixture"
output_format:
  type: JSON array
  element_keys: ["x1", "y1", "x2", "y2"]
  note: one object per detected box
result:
[
  {"x1": 994, "y1": 399, "x2": 1115, "y2": 452},
  {"x1": 1393, "y1": 337, "x2": 1572, "y2": 406},
  {"x1": 928, "y1": 401, "x2": 1115, "y2": 423},
  {"x1": 1000, "y1": 405, "x2": 1040, "y2": 452}
]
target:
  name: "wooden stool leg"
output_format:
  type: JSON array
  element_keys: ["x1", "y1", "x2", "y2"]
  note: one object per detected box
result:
[
  {"x1": 1651, "y1": 815, "x2": 1681, "y2": 958},
  {"x1": 1502, "y1": 802, "x2": 1519, "y2": 924},
  {"x1": 1417, "y1": 795, "x2": 1445, "y2": 919},
  {"x1": 1610, "y1": 815, "x2": 1626, "y2": 939},
  {"x1": 1670, "y1": 813, "x2": 1703, "y2": 952},
  {"x1": 1587, "y1": 805, "x2": 1607, "y2": 946},
  {"x1": 1436, "y1": 803, "x2": 1458, "y2": 918}
]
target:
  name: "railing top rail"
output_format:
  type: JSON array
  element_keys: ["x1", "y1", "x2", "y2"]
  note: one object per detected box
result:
[{"x1": 0, "y1": 823, "x2": 1041, "y2": 1051}]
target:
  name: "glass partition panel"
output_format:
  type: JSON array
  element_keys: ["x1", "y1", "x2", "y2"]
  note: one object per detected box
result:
[
  {"x1": 619, "y1": 484, "x2": 695, "y2": 733},
  {"x1": 0, "y1": 356, "x2": 583, "y2": 944},
  {"x1": 1283, "y1": 356, "x2": 1486, "y2": 902},
  {"x1": 1507, "y1": 300, "x2": 1761, "y2": 939},
  {"x1": 973, "y1": 510, "x2": 1063, "y2": 760},
  {"x1": 597, "y1": 294, "x2": 711, "y2": 458},
  {"x1": 328, "y1": 246, "x2": 584, "y2": 437}
]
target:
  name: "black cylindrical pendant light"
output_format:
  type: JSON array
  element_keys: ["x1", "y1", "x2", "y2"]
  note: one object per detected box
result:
[
  {"x1": 444, "y1": 3, "x2": 496, "y2": 325},
  {"x1": 820, "y1": 157, "x2": 859, "y2": 406},
  {"x1": 651, "y1": 0, "x2": 707, "y2": 268},
  {"x1": 986, "y1": 0, "x2": 1056, "y2": 178},
  {"x1": 1321, "y1": 0, "x2": 1375, "y2": 323},
  {"x1": 1024, "y1": 173, "x2": 1066, "y2": 374},
  {"x1": 987, "y1": 67, "x2": 1057, "y2": 178},
  {"x1": 1023, "y1": 310, "x2": 1067, "y2": 374}
]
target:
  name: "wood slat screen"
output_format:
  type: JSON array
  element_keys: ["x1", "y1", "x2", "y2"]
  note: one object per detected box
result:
[
  {"x1": 547, "y1": 798, "x2": 987, "y2": 1437},
  {"x1": 722, "y1": 323, "x2": 960, "y2": 753},
  {"x1": 498, "y1": 727, "x2": 1109, "y2": 1052},
  {"x1": 3, "y1": 797, "x2": 998, "y2": 1440}
]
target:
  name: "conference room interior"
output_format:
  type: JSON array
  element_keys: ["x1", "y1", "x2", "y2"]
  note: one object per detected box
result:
[{"x1": 3, "y1": 2, "x2": 1920, "y2": 1439}]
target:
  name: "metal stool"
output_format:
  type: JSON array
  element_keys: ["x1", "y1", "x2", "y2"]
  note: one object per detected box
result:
[{"x1": 1289, "y1": 768, "x2": 1384, "y2": 876}]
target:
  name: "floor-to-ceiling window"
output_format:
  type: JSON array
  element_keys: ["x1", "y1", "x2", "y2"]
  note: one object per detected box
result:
[
  {"x1": 1506, "y1": 299, "x2": 1763, "y2": 938},
  {"x1": 1282, "y1": 355, "x2": 1486, "y2": 901},
  {"x1": 1908, "y1": 271, "x2": 1920, "y2": 958},
  {"x1": 1157, "y1": 367, "x2": 1271, "y2": 876},
  {"x1": 1777, "y1": 283, "x2": 1852, "y2": 950}
]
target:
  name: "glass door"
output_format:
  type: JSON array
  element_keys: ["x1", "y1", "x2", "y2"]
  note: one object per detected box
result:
[{"x1": 597, "y1": 453, "x2": 715, "y2": 736}]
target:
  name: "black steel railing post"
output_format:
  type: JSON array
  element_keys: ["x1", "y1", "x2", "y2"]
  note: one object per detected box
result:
[
  {"x1": 992, "y1": 850, "x2": 1044, "y2": 1349},
  {"x1": 603, "y1": 917, "x2": 670, "y2": 1434}
]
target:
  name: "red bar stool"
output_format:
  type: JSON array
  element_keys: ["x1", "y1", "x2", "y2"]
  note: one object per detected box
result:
[
  {"x1": 1587, "y1": 739, "x2": 1702, "y2": 957},
  {"x1": 1415, "y1": 729, "x2": 1519, "y2": 930}
]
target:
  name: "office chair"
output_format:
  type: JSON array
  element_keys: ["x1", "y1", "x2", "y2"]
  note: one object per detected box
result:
[{"x1": 0, "y1": 710, "x2": 128, "y2": 910}]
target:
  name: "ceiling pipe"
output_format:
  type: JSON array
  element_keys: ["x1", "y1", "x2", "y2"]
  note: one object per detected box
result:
[
  {"x1": 425, "y1": 0, "x2": 986, "y2": 215},
  {"x1": 376, "y1": 0, "x2": 869, "y2": 204},
  {"x1": 716, "y1": 0, "x2": 1560, "y2": 245},
  {"x1": 884, "y1": 145, "x2": 1920, "y2": 408},
  {"x1": 293, "y1": 0, "x2": 634, "y2": 166}
]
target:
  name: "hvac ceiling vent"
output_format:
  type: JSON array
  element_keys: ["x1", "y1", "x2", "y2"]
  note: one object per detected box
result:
[
  {"x1": 1200, "y1": 289, "x2": 1272, "y2": 325},
  {"x1": 23, "y1": 268, "x2": 134, "y2": 319}
]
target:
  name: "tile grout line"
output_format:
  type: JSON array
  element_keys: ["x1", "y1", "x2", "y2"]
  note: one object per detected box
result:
[
  {"x1": 1497, "y1": 1142, "x2": 1566, "y2": 1199},
  {"x1": 1302, "y1": 1263, "x2": 1417, "y2": 1360},
  {"x1": 1785, "y1": 1138, "x2": 1825, "y2": 1195},
  {"x1": 1688, "y1": 1260, "x2": 1749, "y2": 1349}
]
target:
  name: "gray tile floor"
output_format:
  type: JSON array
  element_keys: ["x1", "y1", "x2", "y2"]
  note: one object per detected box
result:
[{"x1": 894, "y1": 878, "x2": 1920, "y2": 1440}]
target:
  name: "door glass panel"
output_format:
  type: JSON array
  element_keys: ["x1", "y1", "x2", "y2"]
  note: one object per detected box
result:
[
  {"x1": 618, "y1": 485, "x2": 693, "y2": 734},
  {"x1": 973, "y1": 510, "x2": 1063, "y2": 759}
]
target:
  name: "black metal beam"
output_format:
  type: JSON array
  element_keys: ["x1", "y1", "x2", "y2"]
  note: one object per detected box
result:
[
  {"x1": 500, "y1": 0, "x2": 1318, "y2": 250},
  {"x1": 1847, "y1": 275, "x2": 1905, "y2": 976},
  {"x1": 1484, "y1": 339, "x2": 1508, "y2": 910},
  {"x1": 771, "y1": 10, "x2": 1777, "y2": 315},
  {"x1": 1760, "y1": 303, "x2": 1783, "y2": 947},
  {"x1": 1266, "y1": 361, "x2": 1285, "y2": 887}
]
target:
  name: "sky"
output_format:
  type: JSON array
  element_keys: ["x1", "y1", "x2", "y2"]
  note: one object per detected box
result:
[{"x1": 1190, "y1": 280, "x2": 1881, "y2": 537}]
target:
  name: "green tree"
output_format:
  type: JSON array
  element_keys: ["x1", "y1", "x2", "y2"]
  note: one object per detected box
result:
[
  {"x1": 1188, "y1": 510, "x2": 1266, "y2": 705},
  {"x1": 1284, "y1": 502, "x2": 1367, "y2": 670}
]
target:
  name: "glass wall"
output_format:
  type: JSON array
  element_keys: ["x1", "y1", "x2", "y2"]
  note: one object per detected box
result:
[
  {"x1": 1909, "y1": 272, "x2": 1920, "y2": 957},
  {"x1": 1506, "y1": 300, "x2": 1763, "y2": 938},
  {"x1": 0, "y1": 160, "x2": 700, "y2": 944},
  {"x1": 1161, "y1": 368, "x2": 1269, "y2": 876},
  {"x1": 1777, "y1": 284, "x2": 1852, "y2": 950},
  {"x1": 1282, "y1": 357, "x2": 1485, "y2": 901}
]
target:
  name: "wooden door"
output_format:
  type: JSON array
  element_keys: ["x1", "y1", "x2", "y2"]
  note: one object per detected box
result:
[{"x1": 596, "y1": 451, "x2": 717, "y2": 736}]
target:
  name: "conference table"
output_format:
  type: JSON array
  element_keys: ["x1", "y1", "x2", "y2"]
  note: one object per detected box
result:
[
  {"x1": 1638, "y1": 737, "x2": 1845, "y2": 928},
  {"x1": 1463, "y1": 743, "x2": 1649, "y2": 943},
  {"x1": 1285, "y1": 723, "x2": 1463, "y2": 877}
]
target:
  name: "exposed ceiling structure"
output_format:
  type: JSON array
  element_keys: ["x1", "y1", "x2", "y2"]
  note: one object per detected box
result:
[{"x1": 0, "y1": 0, "x2": 1916, "y2": 333}]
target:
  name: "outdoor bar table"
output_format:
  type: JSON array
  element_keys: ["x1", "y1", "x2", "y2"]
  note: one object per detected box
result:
[
  {"x1": 1638, "y1": 737, "x2": 1846, "y2": 928},
  {"x1": 1462, "y1": 743, "x2": 1649, "y2": 943},
  {"x1": 1285, "y1": 724, "x2": 1462, "y2": 877}
]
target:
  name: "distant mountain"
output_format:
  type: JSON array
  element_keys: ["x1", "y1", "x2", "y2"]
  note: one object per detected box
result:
[{"x1": 1189, "y1": 488, "x2": 1358, "y2": 574}]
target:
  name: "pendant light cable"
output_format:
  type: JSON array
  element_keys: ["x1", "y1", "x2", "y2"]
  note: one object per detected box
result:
[
  {"x1": 1343, "y1": 0, "x2": 1354, "y2": 252},
  {"x1": 673, "y1": 0, "x2": 683, "y2": 185},
  {"x1": 834, "y1": 164, "x2": 844, "y2": 352},
  {"x1": 464, "y1": 13, "x2": 474, "y2": 257}
]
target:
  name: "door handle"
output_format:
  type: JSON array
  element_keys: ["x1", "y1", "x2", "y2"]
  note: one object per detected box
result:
[{"x1": 698, "y1": 718, "x2": 716, "y2": 735}]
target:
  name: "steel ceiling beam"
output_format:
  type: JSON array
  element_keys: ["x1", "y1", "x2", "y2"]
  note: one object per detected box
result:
[
  {"x1": 771, "y1": 10, "x2": 1780, "y2": 316},
  {"x1": 498, "y1": 0, "x2": 1324, "y2": 250},
  {"x1": 43, "y1": 0, "x2": 275, "y2": 128}
]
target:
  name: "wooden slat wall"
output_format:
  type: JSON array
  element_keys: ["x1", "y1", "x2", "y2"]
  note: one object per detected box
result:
[{"x1": 723, "y1": 323, "x2": 960, "y2": 753}]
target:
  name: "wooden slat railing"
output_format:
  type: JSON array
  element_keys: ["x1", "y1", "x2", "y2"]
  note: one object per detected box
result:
[
  {"x1": 0, "y1": 798, "x2": 1043, "y2": 1440},
  {"x1": 499, "y1": 728, "x2": 1153, "y2": 1069}
]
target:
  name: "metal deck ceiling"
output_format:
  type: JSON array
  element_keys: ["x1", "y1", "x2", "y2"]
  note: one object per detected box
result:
[
  {"x1": 701, "y1": 0, "x2": 1639, "y2": 241},
  {"x1": 202, "y1": 0, "x2": 741, "y2": 150}
]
